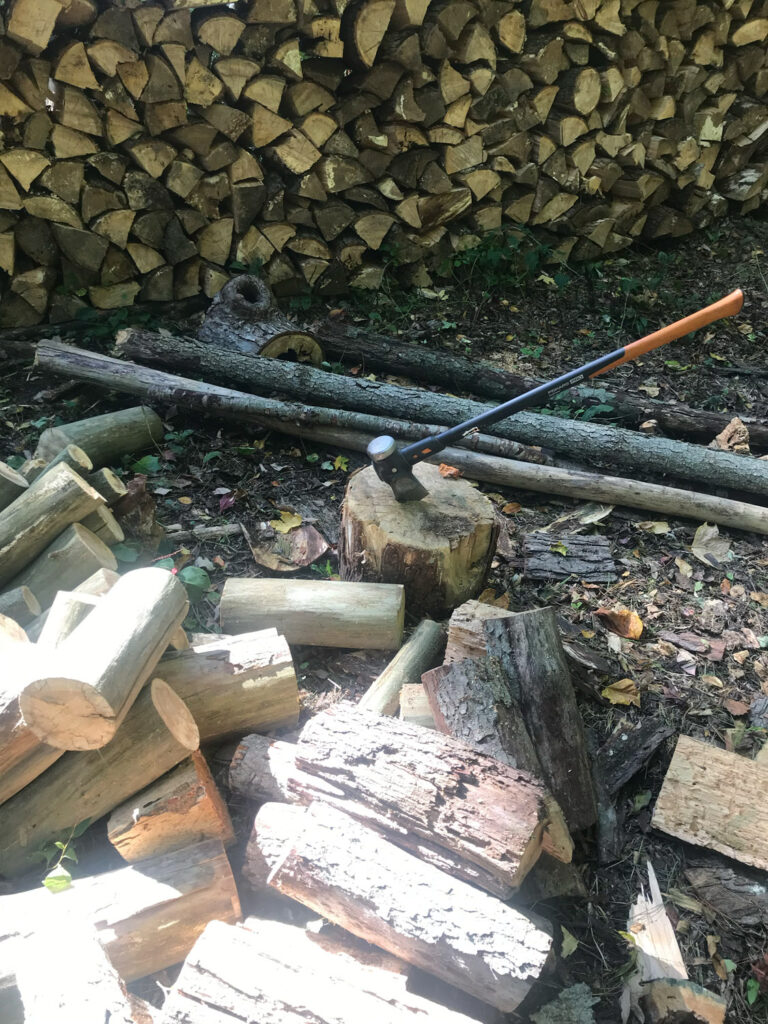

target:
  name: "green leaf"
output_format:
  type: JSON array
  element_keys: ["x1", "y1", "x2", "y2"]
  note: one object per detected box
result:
[
  {"x1": 54, "y1": 841, "x2": 66, "y2": 851},
  {"x1": 747, "y1": 977, "x2": 760, "y2": 1005},
  {"x1": 321, "y1": 461, "x2": 334, "y2": 471},
  {"x1": 305, "y1": 452, "x2": 319, "y2": 463},
  {"x1": 43, "y1": 865, "x2": 72, "y2": 893},
  {"x1": 333, "y1": 454, "x2": 349, "y2": 471},
  {"x1": 632, "y1": 790, "x2": 652, "y2": 813},
  {"x1": 202, "y1": 451, "x2": 222, "y2": 464},
  {"x1": 550, "y1": 541, "x2": 568, "y2": 556},
  {"x1": 112, "y1": 542, "x2": 141, "y2": 564},
  {"x1": 178, "y1": 566, "x2": 211, "y2": 602},
  {"x1": 132, "y1": 454, "x2": 161, "y2": 474},
  {"x1": 560, "y1": 926, "x2": 578, "y2": 958},
  {"x1": 31, "y1": 416, "x2": 49, "y2": 429},
  {"x1": 723, "y1": 959, "x2": 737, "y2": 973},
  {"x1": 154, "y1": 557, "x2": 176, "y2": 570},
  {"x1": 62, "y1": 848, "x2": 78, "y2": 862}
]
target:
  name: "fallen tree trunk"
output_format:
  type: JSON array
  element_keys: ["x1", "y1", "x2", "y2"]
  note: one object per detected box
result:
[
  {"x1": 35, "y1": 407, "x2": 164, "y2": 468},
  {"x1": 359, "y1": 618, "x2": 445, "y2": 715},
  {"x1": 113, "y1": 328, "x2": 768, "y2": 498},
  {"x1": 315, "y1": 321, "x2": 768, "y2": 450}
]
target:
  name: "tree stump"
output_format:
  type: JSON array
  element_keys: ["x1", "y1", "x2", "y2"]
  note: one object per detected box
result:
[{"x1": 339, "y1": 463, "x2": 498, "y2": 618}]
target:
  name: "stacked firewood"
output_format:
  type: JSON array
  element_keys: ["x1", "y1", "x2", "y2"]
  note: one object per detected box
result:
[{"x1": 1, "y1": 0, "x2": 768, "y2": 324}]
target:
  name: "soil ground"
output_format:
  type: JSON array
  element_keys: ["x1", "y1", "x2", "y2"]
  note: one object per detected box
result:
[{"x1": 1, "y1": 213, "x2": 767, "y2": 1023}]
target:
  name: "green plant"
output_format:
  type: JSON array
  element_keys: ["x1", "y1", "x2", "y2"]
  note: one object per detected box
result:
[
  {"x1": 32, "y1": 818, "x2": 91, "y2": 892},
  {"x1": 439, "y1": 227, "x2": 556, "y2": 294},
  {"x1": 165, "y1": 428, "x2": 195, "y2": 455},
  {"x1": 311, "y1": 559, "x2": 337, "y2": 579}
]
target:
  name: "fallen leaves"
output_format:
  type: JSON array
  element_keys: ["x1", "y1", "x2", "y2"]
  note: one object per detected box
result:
[
  {"x1": 270, "y1": 509, "x2": 303, "y2": 533},
  {"x1": 596, "y1": 606, "x2": 643, "y2": 639},
  {"x1": 690, "y1": 523, "x2": 732, "y2": 568},
  {"x1": 560, "y1": 926, "x2": 578, "y2": 958},
  {"x1": 724, "y1": 697, "x2": 750, "y2": 716},
  {"x1": 477, "y1": 588, "x2": 510, "y2": 608},
  {"x1": 636, "y1": 520, "x2": 670, "y2": 534},
  {"x1": 751, "y1": 592, "x2": 768, "y2": 608},
  {"x1": 602, "y1": 678, "x2": 641, "y2": 707}
]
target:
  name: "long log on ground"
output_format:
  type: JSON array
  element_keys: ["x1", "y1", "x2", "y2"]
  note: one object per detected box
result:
[
  {"x1": 265, "y1": 801, "x2": 552, "y2": 1014},
  {"x1": 220, "y1": 578, "x2": 405, "y2": 649},
  {"x1": 0, "y1": 678, "x2": 199, "y2": 877},
  {"x1": 35, "y1": 406, "x2": 164, "y2": 467},
  {"x1": 20, "y1": 567, "x2": 189, "y2": 750},
  {"x1": 0, "y1": 586, "x2": 40, "y2": 626},
  {"x1": 359, "y1": 618, "x2": 445, "y2": 715},
  {"x1": 7, "y1": 522, "x2": 117, "y2": 609},
  {"x1": 0, "y1": 839, "x2": 240, "y2": 1024},
  {"x1": 0, "y1": 463, "x2": 104, "y2": 589},
  {"x1": 112, "y1": 328, "x2": 768, "y2": 498},
  {"x1": 34, "y1": 342, "x2": 768, "y2": 533},
  {"x1": 315, "y1": 321, "x2": 768, "y2": 450},
  {"x1": 162, "y1": 918, "x2": 489, "y2": 1024},
  {"x1": 0, "y1": 463, "x2": 28, "y2": 513}
]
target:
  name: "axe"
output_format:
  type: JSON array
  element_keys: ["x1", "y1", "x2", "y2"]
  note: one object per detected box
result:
[{"x1": 367, "y1": 289, "x2": 744, "y2": 501}]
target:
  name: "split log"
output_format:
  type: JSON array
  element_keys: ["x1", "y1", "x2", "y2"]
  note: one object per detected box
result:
[
  {"x1": 108, "y1": 751, "x2": 234, "y2": 862},
  {"x1": 359, "y1": 618, "x2": 445, "y2": 715},
  {"x1": 0, "y1": 840, "x2": 240, "y2": 1024},
  {"x1": 86, "y1": 467, "x2": 128, "y2": 505},
  {"x1": 162, "y1": 918, "x2": 488, "y2": 1024},
  {"x1": 399, "y1": 683, "x2": 436, "y2": 728},
  {"x1": 0, "y1": 586, "x2": 40, "y2": 626},
  {"x1": 0, "y1": 678, "x2": 199, "y2": 878},
  {"x1": 197, "y1": 274, "x2": 322, "y2": 362},
  {"x1": 651, "y1": 734, "x2": 768, "y2": 870},
  {"x1": 0, "y1": 463, "x2": 104, "y2": 589},
  {"x1": 25, "y1": 568, "x2": 120, "y2": 641},
  {"x1": 111, "y1": 329, "x2": 768, "y2": 499},
  {"x1": 445, "y1": 598, "x2": 512, "y2": 663},
  {"x1": 20, "y1": 567, "x2": 189, "y2": 750},
  {"x1": 219, "y1": 578, "x2": 405, "y2": 649},
  {"x1": 339, "y1": 464, "x2": 498, "y2": 618},
  {"x1": 266, "y1": 801, "x2": 552, "y2": 1013},
  {"x1": 35, "y1": 406, "x2": 164, "y2": 467},
  {"x1": 0, "y1": 463, "x2": 28, "y2": 512}
]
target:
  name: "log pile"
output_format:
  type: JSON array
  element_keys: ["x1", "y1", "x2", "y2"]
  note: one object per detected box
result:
[{"x1": 1, "y1": 0, "x2": 768, "y2": 323}]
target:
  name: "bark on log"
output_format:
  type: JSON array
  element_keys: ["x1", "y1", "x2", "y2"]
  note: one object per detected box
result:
[
  {"x1": 162, "y1": 918, "x2": 489, "y2": 1024},
  {"x1": 686, "y1": 860, "x2": 768, "y2": 928},
  {"x1": 86, "y1": 468, "x2": 129, "y2": 505},
  {"x1": 35, "y1": 406, "x2": 164, "y2": 467},
  {"x1": 112, "y1": 328, "x2": 768, "y2": 499},
  {"x1": 0, "y1": 463, "x2": 28, "y2": 513},
  {"x1": 0, "y1": 839, "x2": 240, "y2": 1024},
  {"x1": 595, "y1": 719, "x2": 675, "y2": 796},
  {"x1": 522, "y1": 531, "x2": 617, "y2": 582},
  {"x1": 445, "y1": 599, "x2": 513, "y2": 663},
  {"x1": 244, "y1": 800, "x2": 306, "y2": 892},
  {"x1": 219, "y1": 578, "x2": 405, "y2": 649},
  {"x1": 20, "y1": 567, "x2": 189, "y2": 750},
  {"x1": 198, "y1": 275, "x2": 322, "y2": 363},
  {"x1": 0, "y1": 678, "x2": 199, "y2": 877},
  {"x1": 0, "y1": 463, "x2": 104, "y2": 589},
  {"x1": 108, "y1": 751, "x2": 234, "y2": 862},
  {"x1": 339, "y1": 465, "x2": 498, "y2": 618},
  {"x1": 359, "y1": 618, "x2": 445, "y2": 715},
  {"x1": 0, "y1": 586, "x2": 40, "y2": 626},
  {"x1": 7, "y1": 523, "x2": 117, "y2": 610},
  {"x1": 266, "y1": 801, "x2": 553, "y2": 1013}
]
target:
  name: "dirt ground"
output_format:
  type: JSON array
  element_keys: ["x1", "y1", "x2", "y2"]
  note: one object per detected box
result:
[{"x1": 1, "y1": 213, "x2": 767, "y2": 1023}]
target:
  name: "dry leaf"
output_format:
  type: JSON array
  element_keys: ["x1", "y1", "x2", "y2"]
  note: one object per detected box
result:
[
  {"x1": 710, "y1": 416, "x2": 750, "y2": 453},
  {"x1": 691, "y1": 523, "x2": 732, "y2": 567},
  {"x1": 269, "y1": 509, "x2": 303, "y2": 533},
  {"x1": 675, "y1": 556, "x2": 693, "y2": 578},
  {"x1": 244, "y1": 522, "x2": 329, "y2": 572},
  {"x1": 732, "y1": 650, "x2": 750, "y2": 665},
  {"x1": 637, "y1": 521, "x2": 670, "y2": 534},
  {"x1": 724, "y1": 697, "x2": 750, "y2": 716},
  {"x1": 596, "y1": 607, "x2": 643, "y2": 639},
  {"x1": 438, "y1": 463, "x2": 461, "y2": 478},
  {"x1": 751, "y1": 592, "x2": 768, "y2": 608},
  {"x1": 602, "y1": 678, "x2": 641, "y2": 707},
  {"x1": 477, "y1": 588, "x2": 510, "y2": 609},
  {"x1": 560, "y1": 926, "x2": 579, "y2": 958},
  {"x1": 638, "y1": 384, "x2": 660, "y2": 397},
  {"x1": 502, "y1": 501, "x2": 522, "y2": 514},
  {"x1": 178, "y1": 496, "x2": 192, "y2": 505},
  {"x1": 700, "y1": 674, "x2": 723, "y2": 688}
]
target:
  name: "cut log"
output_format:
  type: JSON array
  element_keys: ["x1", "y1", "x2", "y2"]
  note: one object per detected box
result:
[
  {"x1": 220, "y1": 578, "x2": 405, "y2": 649},
  {"x1": 0, "y1": 587, "x2": 40, "y2": 626},
  {"x1": 267, "y1": 801, "x2": 552, "y2": 1013},
  {"x1": 339, "y1": 464, "x2": 498, "y2": 618},
  {"x1": 0, "y1": 464, "x2": 104, "y2": 589},
  {"x1": 399, "y1": 683, "x2": 436, "y2": 728},
  {"x1": 0, "y1": 463, "x2": 28, "y2": 512},
  {"x1": 0, "y1": 678, "x2": 199, "y2": 877},
  {"x1": 20, "y1": 567, "x2": 189, "y2": 750},
  {"x1": 162, "y1": 918, "x2": 490, "y2": 1024},
  {"x1": 445, "y1": 598, "x2": 512, "y2": 663},
  {"x1": 358, "y1": 618, "x2": 445, "y2": 715},
  {"x1": 80, "y1": 504, "x2": 125, "y2": 544},
  {"x1": 35, "y1": 406, "x2": 164, "y2": 467},
  {"x1": 197, "y1": 275, "x2": 321, "y2": 363},
  {"x1": 7, "y1": 522, "x2": 117, "y2": 609},
  {"x1": 651, "y1": 734, "x2": 768, "y2": 870},
  {"x1": 75, "y1": 567, "x2": 121, "y2": 595},
  {"x1": 0, "y1": 840, "x2": 240, "y2": 1024},
  {"x1": 108, "y1": 751, "x2": 234, "y2": 862},
  {"x1": 26, "y1": 443, "x2": 92, "y2": 489},
  {"x1": 37, "y1": 590, "x2": 98, "y2": 646}
]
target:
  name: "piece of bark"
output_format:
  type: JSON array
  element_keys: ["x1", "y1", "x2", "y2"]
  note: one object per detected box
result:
[
  {"x1": 484, "y1": 611, "x2": 597, "y2": 832},
  {"x1": 399, "y1": 683, "x2": 436, "y2": 729},
  {"x1": 8, "y1": 522, "x2": 117, "y2": 610},
  {"x1": 220, "y1": 577, "x2": 405, "y2": 649},
  {"x1": 652, "y1": 735, "x2": 768, "y2": 870},
  {"x1": 0, "y1": 678, "x2": 199, "y2": 878},
  {"x1": 266, "y1": 801, "x2": 552, "y2": 1013},
  {"x1": 0, "y1": 462, "x2": 28, "y2": 513},
  {"x1": 359, "y1": 618, "x2": 445, "y2": 715},
  {"x1": 0, "y1": 840, "x2": 240, "y2": 1024},
  {"x1": 522, "y1": 532, "x2": 617, "y2": 582},
  {"x1": 108, "y1": 751, "x2": 234, "y2": 862},
  {"x1": 339, "y1": 465, "x2": 498, "y2": 618},
  {"x1": 20, "y1": 568, "x2": 189, "y2": 750},
  {"x1": 0, "y1": 463, "x2": 104, "y2": 589},
  {"x1": 86, "y1": 467, "x2": 128, "y2": 505},
  {"x1": 686, "y1": 860, "x2": 768, "y2": 928},
  {"x1": 596, "y1": 719, "x2": 675, "y2": 796},
  {"x1": 162, "y1": 917, "x2": 488, "y2": 1024},
  {"x1": 0, "y1": 586, "x2": 40, "y2": 626},
  {"x1": 35, "y1": 406, "x2": 164, "y2": 467},
  {"x1": 112, "y1": 474, "x2": 164, "y2": 547},
  {"x1": 242, "y1": 520, "x2": 329, "y2": 573}
]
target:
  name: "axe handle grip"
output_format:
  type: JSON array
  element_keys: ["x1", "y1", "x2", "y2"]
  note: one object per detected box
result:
[{"x1": 590, "y1": 288, "x2": 743, "y2": 376}]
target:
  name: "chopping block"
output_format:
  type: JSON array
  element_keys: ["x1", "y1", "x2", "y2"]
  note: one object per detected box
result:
[{"x1": 339, "y1": 463, "x2": 498, "y2": 618}]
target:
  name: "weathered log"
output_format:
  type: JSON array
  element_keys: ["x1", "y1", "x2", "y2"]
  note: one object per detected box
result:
[
  {"x1": 596, "y1": 719, "x2": 675, "y2": 796},
  {"x1": 243, "y1": 800, "x2": 306, "y2": 891},
  {"x1": 198, "y1": 274, "x2": 322, "y2": 363},
  {"x1": 445, "y1": 599, "x2": 512, "y2": 663},
  {"x1": 359, "y1": 618, "x2": 445, "y2": 715},
  {"x1": 0, "y1": 463, "x2": 28, "y2": 513},
  {"x1": 0, "y1": 678, "x2": 199, "y2": 877},
  {"x1": 35, "y1": 406, "x2": 164, "y2": 467},
  {"x1": 0, "y1": 586, "x2": 40, "y2": 626},
  {"x1": 266, "y1": 801, "x2": 552, "y2": 1013},
  {"x1": 0, "y1": 463, "x2": 104, "y2": 589},
  {"x1": 220, "y1": 578, "x2": 405, "y2": 649},
  {"x1": 20, "y1": 567, "x2": 189, "y2": 750},
  {"x1": 686, "y1": 860, "x2": 768, "y2": 928},
  {"x1": 0, "y1": 840, "x2": 240, "y2": 1024},
  {"x1": 339, "y1": 464, "x2": 498, "y2": 617},
  {"x1": 522, "y1": 531, "x2": 617, "y2": 582}
]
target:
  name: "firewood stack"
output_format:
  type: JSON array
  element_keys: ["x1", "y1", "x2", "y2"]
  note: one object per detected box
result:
[{"x1": 1, "y1": 0, "x2": 767, "y2": 324}]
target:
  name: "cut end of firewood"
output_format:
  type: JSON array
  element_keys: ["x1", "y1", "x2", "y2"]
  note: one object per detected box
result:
[
  {"x1": 152, "y1": 676, "x2": 200, "y2": 751},
  {"x1": 20, "y1": 674, "x2": 119, "y2": 750}
]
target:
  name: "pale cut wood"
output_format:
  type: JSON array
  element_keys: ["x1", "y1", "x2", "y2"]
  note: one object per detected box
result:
[
  {"x1": 445, "y1": 598, "x2": 512, "y2": 663},
  {"x1": 27, "y1": 443, "x2": 92, "y2": 489},
  {"x1": 37, "y1": 590, "x2": 98, "y2": 646},
  {"x1": 162, "y1": 918, "x2": 488, "y2": 1024},
  {"x1": 399, "y1": 683, "x2": 436, "y2": 728},
  {"x1": 0, "y1": 678, "x2": 199, "y2": 877},
  {"x1": 358, "y1": 618, "x2": 445, "y2": 715},
  {"x1": 244, "y1": 800, "x2": 305, "y2": 890},
  {"x1": 35, "y1": 406, "x2": 164, "y2": 467},
  {"x1": 108, "y1": 751, "x2": 234, "y2": 862},
  {"x1": 85, "y1": 468, "x2": 128, "y2": 505},
  {"x1": 652, "y1": 734, "x2": 768, "y2": 870},
  {"x1": 75, "y1": 567, "x2": 121, "y2": 595},
  {"x1": 0, "y1": 840, "x2": 240, "y2": 1024},
  {"x1": 220, "y1": 578, "x2": 405, "y2": 649},
  {"x1": 8, "y1": 523, "x2": 117, "y2": 610},
  {"x1": 0, "y1": 463, "x2": 28, "y2": 512},
  {"x1": 21, "y1": 567, "x2": 189, "y2": 750},
  {"x1": 268, "y1": 801, "x2": 552, "y2": 1013},
  {"x1": 0, "y1": 464, "x2": 104, "y2": 589},
  {"x1": 0, "y1": 587, "x2": 40, "y2": 626},
  {"x1": 339, "y1": 465, "x2": 498, "y2": 618},
  {"x1": 80, "y1": 504, "x2": 125, "y2": 544}
]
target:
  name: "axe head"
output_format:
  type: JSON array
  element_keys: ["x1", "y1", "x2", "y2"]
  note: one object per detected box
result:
[{"x1": 367, "y1": 436, "x2": 429, "y2": 502}]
